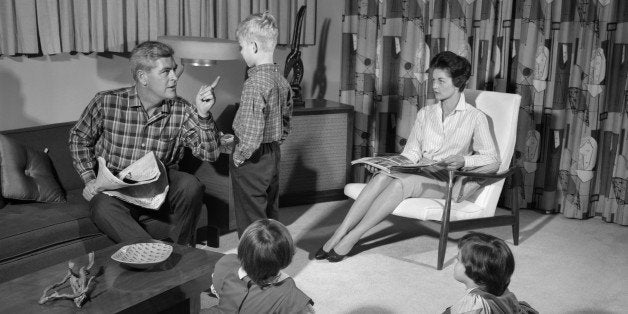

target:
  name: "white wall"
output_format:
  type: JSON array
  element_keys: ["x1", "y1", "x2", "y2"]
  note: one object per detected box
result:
[{"x1": 0, "y1": 0, "x2": 343, "y2": 131}]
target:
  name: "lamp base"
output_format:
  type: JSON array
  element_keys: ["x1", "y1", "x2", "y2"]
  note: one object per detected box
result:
[{"x1": 181, "y1": 58, "x2": 216, "y2": 66}]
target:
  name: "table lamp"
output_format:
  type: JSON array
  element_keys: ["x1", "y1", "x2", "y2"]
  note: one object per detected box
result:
[{"x1": 157, "y1": 36, "x2": 240, "y2": 66}]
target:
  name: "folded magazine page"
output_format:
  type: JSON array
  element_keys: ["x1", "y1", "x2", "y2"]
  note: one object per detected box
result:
[
  {"x1": 93, "y1": 152, "x2": 169, "y2": 210},
  {"x1": 351, "y1": 155, "x2": 438, "y2": 173}
]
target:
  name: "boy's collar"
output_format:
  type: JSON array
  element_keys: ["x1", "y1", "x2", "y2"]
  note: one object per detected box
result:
[
  {"x1": 238, "y1": 267, "x2": 290, "y2": 283},
  {"x1": 247, "y1": 63, "x2": 280, "y2": 75},
  {"x1": 238, "y1": 266, "x2": 247, "y2": 279}
]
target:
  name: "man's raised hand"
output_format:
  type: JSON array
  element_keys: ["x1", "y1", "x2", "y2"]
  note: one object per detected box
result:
[{"x1": 195, "y1": 76, "x2": 221, "y2": 117}]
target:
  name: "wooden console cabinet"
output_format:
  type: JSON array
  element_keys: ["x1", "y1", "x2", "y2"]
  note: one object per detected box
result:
[{"x1": 196, "y1": 99, "x2": 354, "y2": 232}]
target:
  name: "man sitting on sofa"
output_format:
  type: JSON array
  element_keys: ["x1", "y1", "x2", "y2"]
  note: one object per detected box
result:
[{"x1": 68, "y1": 40, "x2": 221, "y2": 246}]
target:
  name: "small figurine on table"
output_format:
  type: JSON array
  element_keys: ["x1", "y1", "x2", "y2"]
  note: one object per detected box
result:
[{"x1": 39, "y1": 252, "x2": 97, "y2": 308}]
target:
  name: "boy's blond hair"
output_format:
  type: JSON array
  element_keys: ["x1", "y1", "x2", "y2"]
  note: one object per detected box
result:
[{"x1": 236, "y1": 11, "x2": 278, "y2": 53}]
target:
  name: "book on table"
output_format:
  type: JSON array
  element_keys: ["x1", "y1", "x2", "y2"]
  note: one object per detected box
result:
[{"x1": 350, "y1": 155, "x2": 438, "y2": 173}]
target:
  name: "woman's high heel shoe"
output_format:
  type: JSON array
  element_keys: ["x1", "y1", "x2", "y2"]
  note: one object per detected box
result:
[
  {"x1": 314, "y1": 247, "x2": 329, "y2": 260},
  {"x1": 326, "y1": 249, "x2": 346, "y2": 263}
]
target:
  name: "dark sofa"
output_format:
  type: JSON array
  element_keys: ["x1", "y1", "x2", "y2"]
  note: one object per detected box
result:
[{"x1": 0, "y1": 122, "x2": 223, "y2": 283}]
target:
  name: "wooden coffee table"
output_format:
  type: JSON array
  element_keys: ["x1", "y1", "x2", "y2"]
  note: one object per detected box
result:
[{"x1": 0, "y1": 242, "x2": 223, "y2": 313}]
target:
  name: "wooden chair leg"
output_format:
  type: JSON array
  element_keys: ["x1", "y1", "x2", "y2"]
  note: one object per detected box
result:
[
  {"x1": 437, "y1": 220, "x2": 449, "y2": 270},
  {"x1": 437, "y1": 170, "x2": 455, "y2": 270},
  {"x1": 512, "y1": 186, "x2": 520, "y2": 246}
]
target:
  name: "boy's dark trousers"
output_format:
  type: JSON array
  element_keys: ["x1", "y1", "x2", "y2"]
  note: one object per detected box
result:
[{"x1": 230, "y1": 142, "x2": 281, "y2": 237}]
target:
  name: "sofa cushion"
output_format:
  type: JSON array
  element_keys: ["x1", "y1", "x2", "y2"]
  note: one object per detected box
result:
[
  {"x1": 0, "y1": 190, "x2": 102, "y2": 263},
  {"x1": 0, "y1": 134, "x2": 65, "y2": 203},
  {"x1": 1, "y1": 122, "x2": 84, "y2": 192}
]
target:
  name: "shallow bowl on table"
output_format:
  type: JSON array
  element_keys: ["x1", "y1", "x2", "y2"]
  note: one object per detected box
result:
[{"x1": 111, "y1": 243, "x2": 173, "y2": 269}]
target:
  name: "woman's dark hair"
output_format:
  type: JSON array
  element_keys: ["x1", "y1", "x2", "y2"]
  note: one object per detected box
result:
[
  {"x1": 429, "y1": 51, "x2": 471, "y2": 91},
  {"x1": 238, "y1": 219, "x2": 295, "y2": 286},
  {"x1": 458, "y1": 232, "x2": 515, "y2": 296}
]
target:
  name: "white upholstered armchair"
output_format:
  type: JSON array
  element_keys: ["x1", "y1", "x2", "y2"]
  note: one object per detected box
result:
[{"x1": 344, "y1": 89, "x2": 522, "y2": 270}]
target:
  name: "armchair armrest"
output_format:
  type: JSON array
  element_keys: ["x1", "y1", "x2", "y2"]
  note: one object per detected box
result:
[
  {"x1": 389, "y1": 165, "x2": 444, "y2": 175},
  {"x1": 453, "y1": 167, "x2": 517, "y2": 179},
  {"x1": 391, "y1": 165, "x2": 516, "y2": 179}
]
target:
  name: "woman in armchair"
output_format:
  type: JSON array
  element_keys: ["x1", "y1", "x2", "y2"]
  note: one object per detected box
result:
[{"x1": 316, "y1": 51, "x2": 500, "y2": 262}]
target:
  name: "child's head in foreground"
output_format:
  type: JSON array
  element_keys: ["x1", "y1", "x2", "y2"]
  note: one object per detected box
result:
[
  {"x1": 454, "y1": 232, "x2": 515, "y2": 296},
  {"x1": 238, "y1": 219, "x2": 295, "y2": 286},
  {"x1": 235, "y1": 11, "x2": 278, "y2": 67}
]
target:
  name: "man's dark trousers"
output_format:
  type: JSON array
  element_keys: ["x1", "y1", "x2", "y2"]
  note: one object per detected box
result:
[
  {"x1": 90, "y1": 168, "x2": 204, "y2": 245},
  {"x1": 230, "y1": 142, "x2": 280, "y2": 237}
]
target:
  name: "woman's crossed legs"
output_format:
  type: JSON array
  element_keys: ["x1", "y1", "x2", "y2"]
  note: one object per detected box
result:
[{"x1": 323, "y1": 171, "x2": 448, "y2": 257}]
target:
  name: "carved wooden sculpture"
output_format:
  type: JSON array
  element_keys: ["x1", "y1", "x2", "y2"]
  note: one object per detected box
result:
[
  {"x1": 39, "y1": 252, "x2": 96, "y2": 308},
  {"x1": 284, "y1": 5, "x2": 307, "y2": 106}
]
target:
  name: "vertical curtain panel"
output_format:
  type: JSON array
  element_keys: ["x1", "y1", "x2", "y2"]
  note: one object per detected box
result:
[
  {"x1": 0, "y1": 0, "x2": 316, "y2": 55},
  {"x1": 341, "y1": 0, "x2": 628, "y2": 225}
]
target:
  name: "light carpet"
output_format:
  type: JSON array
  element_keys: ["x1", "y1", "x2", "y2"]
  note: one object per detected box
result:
[{"x1": 199, "y1": 200, "x2": 628, "y2": 313}]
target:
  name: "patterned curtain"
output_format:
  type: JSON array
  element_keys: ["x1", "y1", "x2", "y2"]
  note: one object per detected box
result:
[
  {"x1": 0, "y1": 0, "x2": 316, "y2": 55},
  {"x1": 341, "y1": 0, "x2": 628, "y2": 226}
]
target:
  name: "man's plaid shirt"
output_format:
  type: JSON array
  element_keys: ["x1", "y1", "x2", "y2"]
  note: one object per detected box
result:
[
  {"x1": 69, "y1": 86, "x2": 220, "y2": 183},
  {"x1": 232, "y1": 63, "x2": 292, "y2": 163}
]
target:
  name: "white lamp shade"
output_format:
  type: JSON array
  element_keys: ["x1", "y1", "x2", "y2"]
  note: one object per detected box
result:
[{"x1": 157, "y1": 36, "x2": 240, "y2": 66}]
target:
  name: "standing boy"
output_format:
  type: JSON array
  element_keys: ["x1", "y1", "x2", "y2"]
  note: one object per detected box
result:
[{"x1": 231, "y1": 12, "x2": 293, "y2": 237}]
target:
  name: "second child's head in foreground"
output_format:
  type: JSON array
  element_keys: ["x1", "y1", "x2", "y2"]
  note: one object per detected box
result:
[
  {"x1": 238, "y1": 219, "x2": 295, "y2": 286},
  {"x1": 236, "y1": 11, "x2": 279, "y2": 67},
  {"x1": 454, "y1": 232, "x2": 515, "y2": 296}
]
